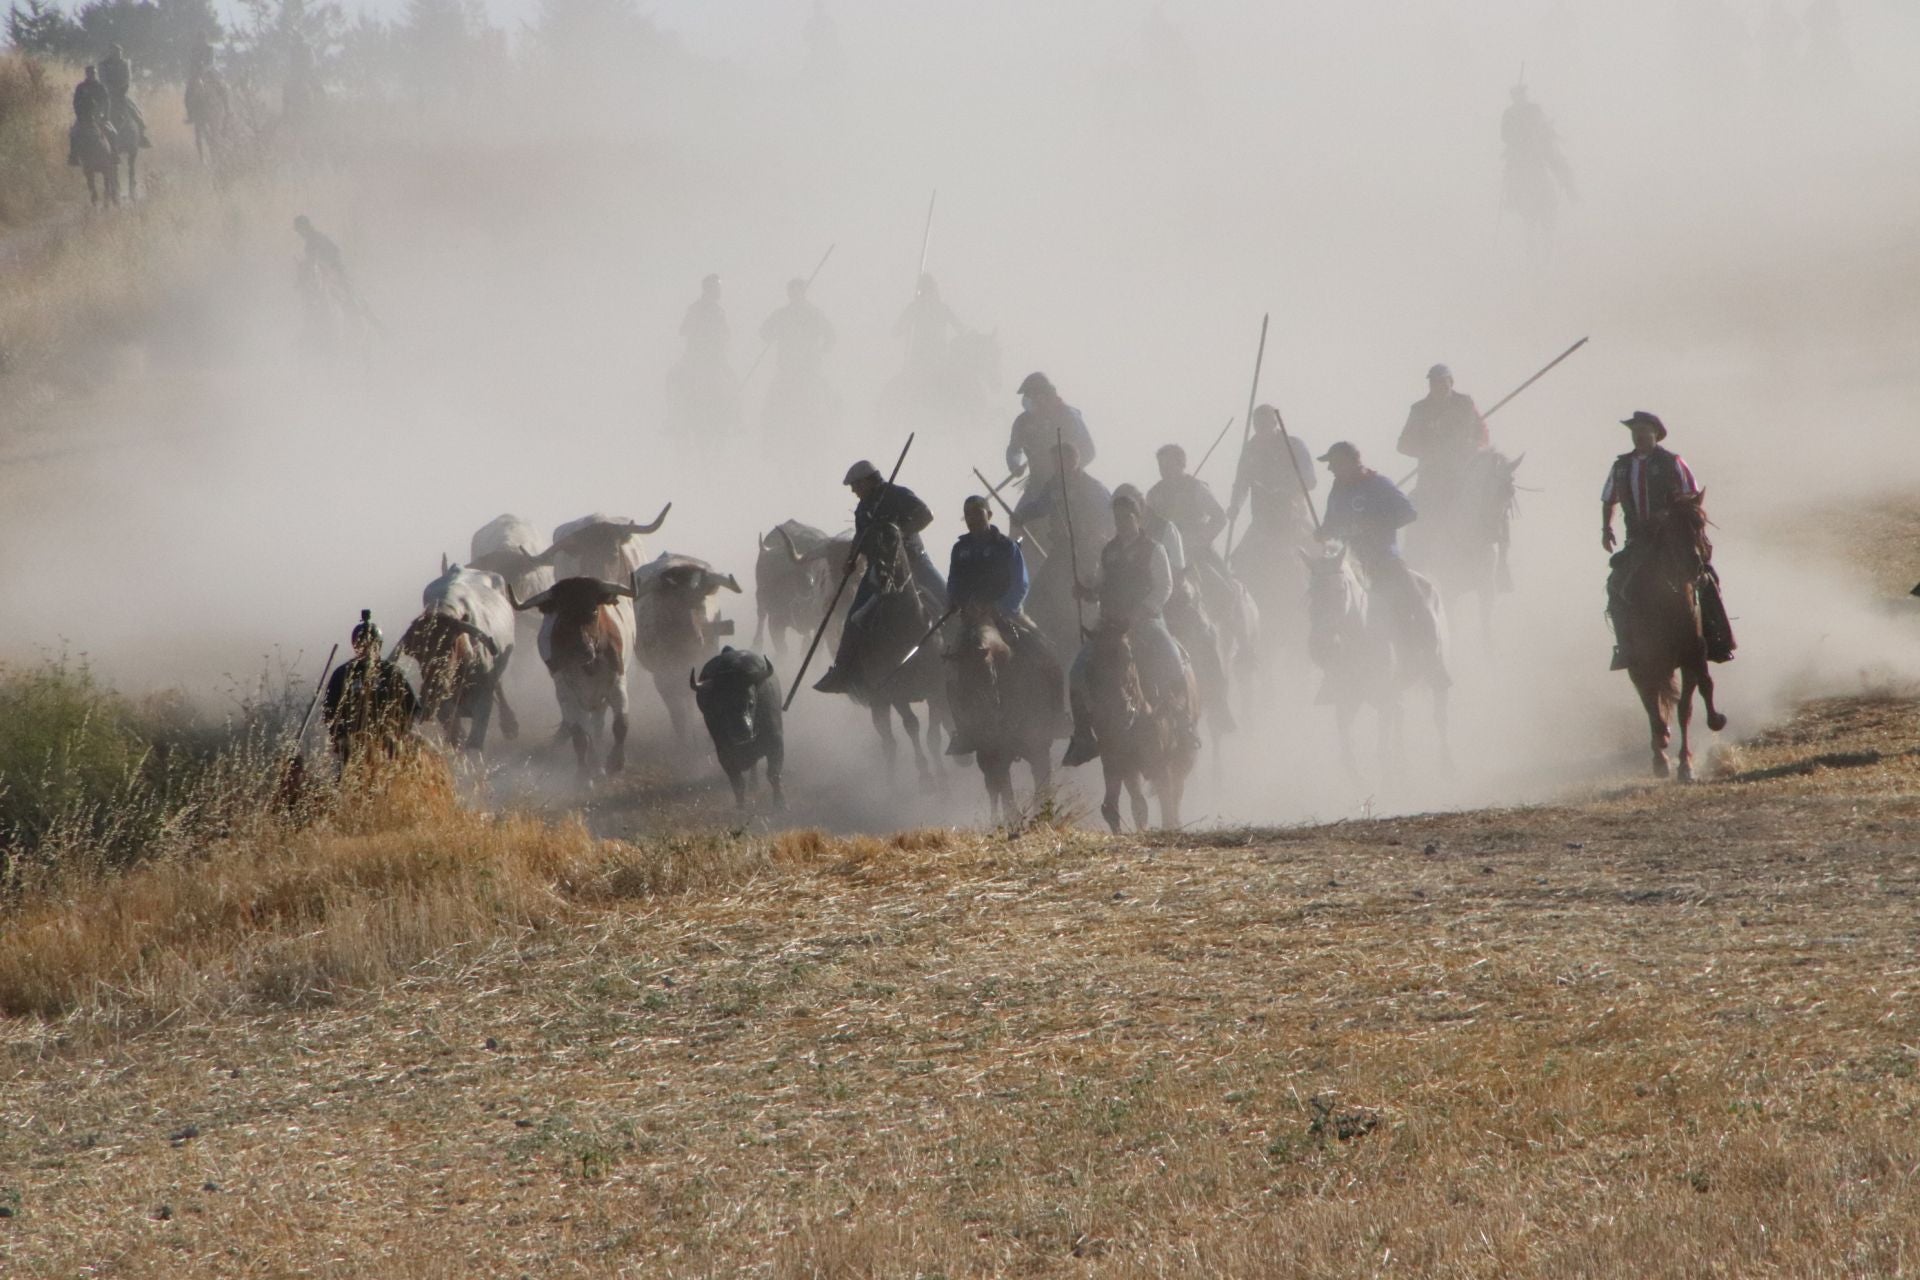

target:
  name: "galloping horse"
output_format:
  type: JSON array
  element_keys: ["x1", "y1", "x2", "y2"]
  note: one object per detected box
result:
[
  {"x1": 107, "y1": 97, "x2": 142, "y2": 199},
  {"x1": 1615, "y1": 492, "x2": 1727, "y2": 781},
  {"x1": 1408, "y1": 450, "x2": 1523, "y2": 641},
  {"x1": 1082, "y1": 620, "x2": 1198, "y2": 832},
  {"x1": 944, "y1": 604, "x2": 1063, "y2": 824},
  {"x1": 184, "y1": 71, "x2": 231, "y2": 165},
  {"x1": 70, "y1": 117, "x2": 120, "y2": 207},
  {"x1": 835, "y1": 520, "x2": 951, "y2": 778},
  {"x1": 1302, "y1": 544, "x2": 1452, "y2": 779}
]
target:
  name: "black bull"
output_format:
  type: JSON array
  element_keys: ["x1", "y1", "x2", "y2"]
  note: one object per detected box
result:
[{"x1": 691, "y1": 647, "x2": 785, "y2": 807}]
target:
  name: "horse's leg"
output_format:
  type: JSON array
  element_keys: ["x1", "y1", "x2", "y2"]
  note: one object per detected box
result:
[
  {"x1": 898, "y1": 700, "x2": 932, "y2": 782},
  {"x1": 1677, "y1": 665, "x2": 1703, "y2": 783},
  {"x1": 126, "y1": 149, "x2": 136, "y2": 200},
  {"x1": 1699, "y1": 664, "x2": 1728, "y2": 733},
  {"x1": 1100, "y1": 761, "x2": 1124, "y2": 833},
  {"x1": 1126, "y1": 772, "x2": 1151, "y2": 831},
  {"x1": 870, "y1": 702, "x2": 899, "y2": 775},
  {"x1": 1159, "y1": 766, "x2": 1183, "y2": 831},
  {"x1": 1433, "y1": 682, "x2": 1454, "y2": 776},
  {"x1": 1335, "y1": 700, "x2": 1360, "y2": 781},
  {"x1": 1634, "y1": 670, "x2": 1673, "y2": 778}
]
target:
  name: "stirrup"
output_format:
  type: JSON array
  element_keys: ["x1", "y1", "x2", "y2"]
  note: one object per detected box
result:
[
  {"x1": 1609, "y1": 646, "x2": 1630, "y2": 672},
  {"x1": 1062, "y1": 729, "x2": 1099, "y2": 767}
]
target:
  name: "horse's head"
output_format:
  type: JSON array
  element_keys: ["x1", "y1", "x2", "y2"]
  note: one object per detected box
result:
[
  {"x1": 863, "y1": 520, "x2": 913, "y2": 594},
  {"x1": 1299, "y1": 542, "x2": 1366, "y2": 664},
  {"x1": 1654, "y1": 490, "x2": 1712, "y2": 577}
]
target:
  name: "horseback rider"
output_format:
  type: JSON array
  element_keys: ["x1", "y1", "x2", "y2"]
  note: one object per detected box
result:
[
  {"x1": 944, "y1": 494, "x2": 1061, "y2": 755},
  {"x1": 294, "y1": 215, "x2": 350, "y2": 291},
  {"x1": 1118, "y1": 480, "x2": 1234, "y2": 733},
  {"x1": 1006, "y1": 372, "x2": 1097, "y2": 490},
  {"x1": 681, "y1": 274, "x2": 730, "y2": 364},
  {"x1": 813, "y1": 459, "x2": 946, "y2": 693},
  {"x1": 1063, "y1": 492, "x2": 1194, "y2": 766},
  {"x1": 1148, "y1": 443, "x2": 1228, "y2": 572},
  {"x1": 894, "y1": 273, "x2": 962, "y2": 379},
  {"x1": 322, "y1": 611, "x2": 418, "y2": 766},
  {"x1": 98, "y1": 43, "x2": 151, "y2": 148},
  {"x1": 760, "y1": 278, "x2": 836, "y2": 378},
  {"x1": 1011, "y1": 440, "x2": 1116, "y2": 555},
  {"x1": 1229, "y1": 404, "x2": 1316, "y2": 535},
  {"x1": 1396, "y1": 363, "x2": 1487, "y2": 505},
  {"x1": 69, "y1": 67, "x2": 110, "y2": 166},
  {"x1": 1602, "y1": 410, "x2": 1732, "y2": 669},
  {"x1": 1317, "y1": 441, "x2": 1416, "y2": 573}
]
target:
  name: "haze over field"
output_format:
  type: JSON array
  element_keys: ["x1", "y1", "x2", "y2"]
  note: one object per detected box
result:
[{"x1": 4, "y1": 0, "x2": 1920, "y2": 826}]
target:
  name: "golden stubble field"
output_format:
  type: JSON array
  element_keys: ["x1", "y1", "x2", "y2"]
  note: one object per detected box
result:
[{"x1": 4, "y1": 693, "x2": 1920, "y2": 1278}]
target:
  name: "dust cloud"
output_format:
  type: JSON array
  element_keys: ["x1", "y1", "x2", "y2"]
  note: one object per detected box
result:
[{"x1": 3, "y1": 0, "x2": 1919, "y2": 828}]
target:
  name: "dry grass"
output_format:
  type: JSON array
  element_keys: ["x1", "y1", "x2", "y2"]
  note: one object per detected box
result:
[{"x1": 3, "y1": 696, "x2": 1920, "y2": 1275}]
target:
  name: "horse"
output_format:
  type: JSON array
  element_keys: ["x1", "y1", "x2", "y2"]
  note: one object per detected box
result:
[
  {"x1": 1407, "y1": 450, "x2": 1523, "y2": 642},
  {"x1": 944, "y1": 604, "x2": 1063, "y2": 825},
  {"x1": 107, "y1": 98, "x2": 142, "y2": 199},
  {"x1": 833, "y1": 520, "x2": 951, "y2": 778},
  {"x1": 1191, "y1": 555, "x2": 1262, "y2": 688},
  {"x1": 70, "y1": 117, "x2": 120, "y2": 207},
  {"x1": 1231, "y1": 508, "x2": 1314, "y2": 660},
  {"x1": 184, "y1": 72, "x2": 231, "y2": 166},
  {"x1": 1301, "y1": 543, "x2": 1452, "y2": 780},
  {"x1": 1615, "y1": 492, "x2": 1728, "y2": 781},
  {"x1": 1082, "y1": 619, "x2": 1198, "y2": 832}
]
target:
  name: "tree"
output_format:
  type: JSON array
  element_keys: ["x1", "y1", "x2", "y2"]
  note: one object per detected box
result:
[{"x1": 6, "y1": 0, "x2": 82, "y2": 59}]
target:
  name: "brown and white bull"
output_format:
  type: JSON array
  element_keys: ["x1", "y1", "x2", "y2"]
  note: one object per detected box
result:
[
  {"x1": 509, "y1": 576, "x2": 638, "y2": 777},
  {"x1": 631, "y1": 552, "x2": 742, "y2": 741},
  {"x1": 396, "y1": 560, "x2": 520, "y2": 752}
]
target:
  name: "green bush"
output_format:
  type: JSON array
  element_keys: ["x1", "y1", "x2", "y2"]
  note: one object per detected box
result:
[{"x1": 0, "y1": 655, "x2": 306, "y2": 878}]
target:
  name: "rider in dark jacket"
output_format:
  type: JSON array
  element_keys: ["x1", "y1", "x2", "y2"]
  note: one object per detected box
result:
[{"x1": 97, "y1": 44, "x2": 150, "y2": 147}]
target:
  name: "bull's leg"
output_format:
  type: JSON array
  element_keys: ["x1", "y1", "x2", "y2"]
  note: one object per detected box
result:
[
  {"x1": 728, "y1": 769, "x2": 748, "y2": 806},
  {"x1": 126, "y1": 150, "x2": 136, "y2": 200},
  {"x1": 466, "y1": 689, "x2": 494, "y2": 753},
  {"x1": 568, "y1": 724, "x2": 592, "y2": 776},
  {"x1": 1433, "y1": 684, "x2": 1454, "y2": 776},
  {"x1": 1156, "y1": 766, "x2": 1183, "y2": 831},
  {"x1": 1335, "y1": 701, "x2": 1360, "y2": 782},
  {"x1": 86, "y1": 172, "x2": 98, "y2": 205},
  {"x1": 766, "y1": 744, "x2": 786, "y2": 811},
  {"x1": 1100, "y1": 761, "x2": 1124, "y2": 833},
  {"x1": 494, "y1": 684, "x2": 519, "y2": 741},
  {"x1": 1028, "y1": 744, "x2": 1052, "y2": 802},
  {"x1": 607, "y1": 710, "x2": 629, "y2": 774},
  {"x1": 979, "y1": 751, "x2": 1011, "y2": 826}
]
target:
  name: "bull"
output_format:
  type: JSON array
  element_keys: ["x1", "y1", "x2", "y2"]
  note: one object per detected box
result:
[
  {"x1": 631, "y1": 552, "x2": 743, "y2": 741},
  {"x1": 468, "y1": 514, "x2": 556, "y2": 603},
  {"x1": 690, "y1": 647, "x2": 785, "y2": 808},
  {"x1": 396, "y1": 559, "x2": 520, "y2": 751},
  {"x1": 540, "y1": 507, "x2": 671, "y2": 583},
  {"x1": 508, "y1": 576, "x2": 637, "y2": 778},
  {"x1": 753, "y1": 520, "x2": 841, "y2": 660}
]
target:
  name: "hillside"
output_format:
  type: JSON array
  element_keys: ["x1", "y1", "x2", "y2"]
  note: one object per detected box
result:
[{"x1": 4, "y1": 692, "x2": 1920, "y2": 1276}]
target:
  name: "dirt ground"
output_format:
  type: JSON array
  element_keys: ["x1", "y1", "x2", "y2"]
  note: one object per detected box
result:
[{"x1": 5, "y1": 687, "x2": 1920, "y2": 1277}]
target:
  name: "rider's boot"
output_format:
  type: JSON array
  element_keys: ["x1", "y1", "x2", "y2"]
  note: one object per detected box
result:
[
  {"x1": 812, "y1": 664, "x2": 853, "y2": 694},
  {"x1": 1610, "y1": 644, "x2": 1630, "y2": 672},
  {"x1": 1062, "y1": 693, "x2": 1099, "y2": 766}
]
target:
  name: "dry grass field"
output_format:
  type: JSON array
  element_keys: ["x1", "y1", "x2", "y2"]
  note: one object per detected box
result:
[{"x1": 4, "y1": 692, "x2": 1920, "y2": 1277}]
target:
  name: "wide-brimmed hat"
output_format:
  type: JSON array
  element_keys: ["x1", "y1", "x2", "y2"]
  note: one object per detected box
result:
[{"x1": 1620, "y1": 410, "x2": 1667, "y2": 440}]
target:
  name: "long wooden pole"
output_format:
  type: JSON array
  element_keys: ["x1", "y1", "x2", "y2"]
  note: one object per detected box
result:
[
  {"x1": 1222, "y1": 314, "x2": 1270, "y2": 554},
  {"x1": 1397, "y1": 336, "x2": 1590, "y2": 485},
  {"x1": 972, "y1": 466, "x2": 1046, "y2": 557},
  {"x1": 783, "y1": 431, "x2": 915, "y2": 709},
  {"x1": 1056, "y1": 423, "x2": 1084, "y2": 634},
  {"x1": 1191, "y1": 415, "x2": 1236, "y2": 478}
]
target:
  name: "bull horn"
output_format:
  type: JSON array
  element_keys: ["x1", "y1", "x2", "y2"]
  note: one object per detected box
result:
[
  {"x1": 628, "y1": 503, "x2": 671, "y2": 535},
  {"x1": 609, "y1": 577, "x2": 637, "y2": 599},
  {"x1": 1509, "y1": 451, "x2": 1527, "y2": 470},
  {"x1": 507, "y1": 583, "x2": 553, "y2": 612},
  {"x1": 721, "y1": 574, "x2": 742, "y2": 594},
  {"x1": 775, "y1": 526, "x2": 803, "y2": 565},
  {"x1": 440, "y1": 552, "x2": 450, "y2": 575},
  {"x1": 688, "y1": 668, "x2": 707, "y2": 692}
]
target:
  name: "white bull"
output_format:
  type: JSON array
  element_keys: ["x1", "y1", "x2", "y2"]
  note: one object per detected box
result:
[{"x1": 396, "y1": 561, "x2": 520, "y2": 751}]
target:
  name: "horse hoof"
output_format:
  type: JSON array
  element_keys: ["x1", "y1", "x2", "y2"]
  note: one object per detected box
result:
[
  {"x1": 1652, "y1": 755, "x2": 1669, "y2": 779},
  {"x1": 1707, "y1": 712, "x2": 1728, "y2": 733}
]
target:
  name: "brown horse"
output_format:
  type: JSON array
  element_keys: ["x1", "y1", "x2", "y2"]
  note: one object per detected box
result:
[
  {"x1": 1082, "y1": 620, "x2": 1198, "y2": 832},
  {"x1": 944, "y1": 604, "x2": 1063, "y2": 825},
  {"x1": 1616, "y1": 492, "x2": 1727, "y2": 781},
  {"x1": 71, "y1": 117, "x2": 121, "y2": 207}
]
